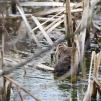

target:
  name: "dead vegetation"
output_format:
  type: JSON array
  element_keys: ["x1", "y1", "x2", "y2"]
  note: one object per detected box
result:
[{"x1": 0, "y1": 0, "x2": 101, "y2": 101}]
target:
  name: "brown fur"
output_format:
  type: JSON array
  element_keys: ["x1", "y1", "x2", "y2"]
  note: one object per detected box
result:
[{"x1": 54, "y1": 45, "x2": 72, "y2": 76}]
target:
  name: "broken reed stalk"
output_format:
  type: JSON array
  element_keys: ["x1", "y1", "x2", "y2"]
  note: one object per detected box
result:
[
  {"x1": 31, "y1": 16, "x2": 53, "y2": 45},
  {"x1": 83, "y1": 51, "x2": 95, "y2": 101},
  {"x1": 79, "y1": 0, "x2": 90, "y2": 63},
  {"x1": 88, "y1": 51, "x2": 95, "y2": 85},
  {"x1": 35, "y1": 7, "x2": 82, "y2": 16},
  {"x1": 65, "y1": 0, "x2": 73, "y2": 46},
  {"x1": 4, "y1": 75, "x2": 41, "y2": 101},
  {"x1": 0, "y1": 12, "x2": 12, "y2": 101},
  {"x1": 45, "y1": 15, "x2": 64, "y2": 31},
  {"x1": 1, "y1": 33, "x2": 4, "y2": 69},
  {"x1": 36, "y1": 63, "x2": 54, "y2": 71},
  {"x1": 16, "y1": 5, "x2": 40, "y2": 46},
  {"x1": 66, "y1": 0, "x2": 73, "y2": 34},
  {"x1": 93, "y1": 76, "x2": 101, "y2": 96},
  {"x1": 83, "y1": 51, "x2": 101, "y2": 101},
  {"x1": 71, "y1": 46, "x2": 77, "y2": 83},
  {"x1": 2, "y1": 77, "x2": 11, "y2": 101},
  {"x1": 92, "y1": 52, "x2": 101, "y2": 98},
  {"x1": 33, "y1": 11, "x2": 63, "y2": 32},
  {"x1": 46, "y1": 19, "x2": 64, "y2": 33},
  {"x1": 0, "y1": 12, "x2": 5, "y2": 101},
  {"x1": 20, "y1": 2, "x2": 64, "y2": 7},
  {"x1": 1, "y1": 12, "x2": 5, "y2": 70},
  {"x1": 71, "y1": 35, "x2": 80, "y2": 83}
]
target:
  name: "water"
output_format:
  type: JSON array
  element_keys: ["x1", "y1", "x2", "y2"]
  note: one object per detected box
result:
[
  {"x1": 7, "y1": 43, "x2": 101, "y2": 101},
  {"x1": 10, "y1": 64, "x2": 88, "y2": 101},
  {"x1": 9, "y1": 42, "x2": 101, "y2": 101}
]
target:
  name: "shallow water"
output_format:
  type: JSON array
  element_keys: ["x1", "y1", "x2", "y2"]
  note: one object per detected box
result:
[
  {"x1": 9, "y1": 44, "x2": 101, "y2": 101},
  {"x1": 9, "y1": 45, "x2": 101, "y2": 101},
  {"x1": 10, "y1": 65, "x2": 88, "y2": 101},
  {"x1": 9, "y1": 41, "x2": 101, "y2": 101}
]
